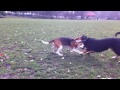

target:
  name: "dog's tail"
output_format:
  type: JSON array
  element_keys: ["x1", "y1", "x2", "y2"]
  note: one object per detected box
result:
[
  {"x1": 115, "y1": 32, "x2": 120, "y2": 37},
  {"x1": 41, "y1": 40, "x2": 54, "y2": 45}
]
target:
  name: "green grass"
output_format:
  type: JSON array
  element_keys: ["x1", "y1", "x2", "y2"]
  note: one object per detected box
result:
[{"x1": 0, "y1": 17, "x2": 120, "y2": 79}]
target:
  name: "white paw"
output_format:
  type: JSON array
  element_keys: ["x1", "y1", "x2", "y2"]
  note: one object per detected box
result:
[
  {"x1": 79, "y1": 52, "x2": 83, "y2": 54},
  {"x1": 61, "y1": 57, "x2": 64, "y2": 59},
  {"x1": 111, "y1": 56, "x2": 117, "y2": 59},
  {"x1": 56, "y1": 53, "x2": 63, "y2": 56},
  {"x1": 70, "y1": 50, "x2": 73, "y2": 52}
]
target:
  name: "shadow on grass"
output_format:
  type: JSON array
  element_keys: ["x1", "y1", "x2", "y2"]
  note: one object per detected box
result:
[
  {"x1": 43, "y1": 52, "x2": 105, "y2": 68},
  {"x1": 36, "y1": 52, "x2": 120, "y2": 79}
]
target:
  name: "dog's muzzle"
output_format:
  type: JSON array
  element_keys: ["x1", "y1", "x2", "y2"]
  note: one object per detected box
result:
[{"x1": 79, "y1": 43, "x2": 85, "y2": 49}]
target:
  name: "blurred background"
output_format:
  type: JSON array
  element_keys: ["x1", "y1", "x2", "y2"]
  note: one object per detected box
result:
[{"x1": 1, "y1": 11, "x2": 120, "y2": 20}]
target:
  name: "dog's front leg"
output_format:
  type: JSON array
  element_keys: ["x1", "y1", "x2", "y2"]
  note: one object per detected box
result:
[
  {"x1": 82, "y1": 50, "x2": 94, "y2": 55},
  {"x1": 71, "y1": 48, "x2": 83, "y2": 54}
]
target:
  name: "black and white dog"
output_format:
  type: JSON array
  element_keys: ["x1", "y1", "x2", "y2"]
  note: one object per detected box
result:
[{"x1": 75, "y1": 32, "x2": 120, "y2": 59}]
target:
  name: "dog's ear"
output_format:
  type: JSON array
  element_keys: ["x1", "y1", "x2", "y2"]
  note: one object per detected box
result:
[
  {"x1": 74, "y1": 35, "x2": 88, "y2": 43},
  {"x1": 81, "y1": 35, "x2": 88, "y2": 41}
]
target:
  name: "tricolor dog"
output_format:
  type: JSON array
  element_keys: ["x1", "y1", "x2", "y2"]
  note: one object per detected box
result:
[
  {"x1": 41, "y1": 37, "x2": 84, "y2": 56},
  {"x1": 75, "y1": 32, "x2": 120, "y2": 59}
]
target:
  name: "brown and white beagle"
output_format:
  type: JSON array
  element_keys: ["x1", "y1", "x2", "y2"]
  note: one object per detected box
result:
[{"x1": 41, "y1": 37, "x2": 84, "y2": 56}]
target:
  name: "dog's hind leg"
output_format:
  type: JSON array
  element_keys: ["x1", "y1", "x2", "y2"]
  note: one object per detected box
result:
[
  {"x1": 56, "y1": 46, "x2": 63, "y2": 56},
  {"x1": 51, "y1": 43, "x2": 56, "y2": 53},
  {"x1": 111, "y1": 48, "x2": 119, "y2": 59}
]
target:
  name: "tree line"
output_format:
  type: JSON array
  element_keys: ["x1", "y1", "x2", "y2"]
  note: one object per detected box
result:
[
  {"x1": 3, "y1": 11, "x2": 87, "y2": 19},
  {"x1": 0, "y1": 11, "x2": 120, "y2": 20}
]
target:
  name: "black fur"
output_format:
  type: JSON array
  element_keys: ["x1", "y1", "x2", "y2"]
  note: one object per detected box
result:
[
  {"x1": 80, "y1": 35, "x2": 120, "y2": 56},
  {"x1": 59, "y1": 37, "x2": 74, "y2": 46}
]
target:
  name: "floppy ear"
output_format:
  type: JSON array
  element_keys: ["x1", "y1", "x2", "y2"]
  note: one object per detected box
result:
[
  {"x1": 81, "y1": 35, "x2": 88, "y2": 41},
  {"x1": 74, "y1": 37, "x2": 82, "y2": 43}
]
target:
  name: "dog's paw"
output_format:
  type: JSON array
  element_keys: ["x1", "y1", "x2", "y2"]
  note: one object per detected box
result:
[
  {"x1": 79, "y1": 52, "x2": 84, "y2": 55},
  {"x1": 70, "y1": 50, "x2": 73, "y2": 53},
  {"x1": 111, "y1": 56, "x2": 117, "y2": 59},
  {"x1": 56, "y1": 52, "x2": 63, "y2": 56},
  {"x1": 61, "y1": 57, "x2": 64, "y2": 59}
]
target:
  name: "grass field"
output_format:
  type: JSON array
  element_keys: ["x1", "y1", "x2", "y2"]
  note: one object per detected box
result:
[{"x1": 0, "y1": 17, "x2": 120, "y2": 79}]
